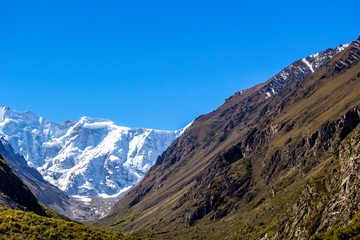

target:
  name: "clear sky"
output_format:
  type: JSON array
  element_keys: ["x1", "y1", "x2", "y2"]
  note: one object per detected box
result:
[{"x1": 0, "y1": 0, "x2": 358, "y2": 130}]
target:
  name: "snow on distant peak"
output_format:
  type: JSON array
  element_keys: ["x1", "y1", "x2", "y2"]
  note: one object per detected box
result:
[
  {"x1": 336, "y1": 43, "x2": 350, "y2": 52},
  {"x1": 0, "y1": 107, "x2": 185, "y2": 197},
  {"x1": 0, "y1": 107, "x2": 8, "y2": 121},
  {"x1": 175, "y1": 121, "x2": 193, "y2": 137}
]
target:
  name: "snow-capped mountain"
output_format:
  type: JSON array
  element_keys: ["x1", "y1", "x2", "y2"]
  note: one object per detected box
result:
[{"x1": 0, "y1": 107, "x2": 184, "y2": 196}]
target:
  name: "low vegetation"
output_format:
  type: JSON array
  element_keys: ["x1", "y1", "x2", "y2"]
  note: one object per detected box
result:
[
  {"x1": 0, "y1": 207, "x2": 141, "y2": 240},
  {"x1": 311, "y1": 215, "x2": 360, "y2": 240}
]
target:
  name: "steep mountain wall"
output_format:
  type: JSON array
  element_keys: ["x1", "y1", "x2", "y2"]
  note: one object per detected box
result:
[{"x1": 97, "y1": 38, "x2": 360, "y2": 239}]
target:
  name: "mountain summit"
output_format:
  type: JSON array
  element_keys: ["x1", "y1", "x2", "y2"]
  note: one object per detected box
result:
[
  {"x1": 97, "y1": 38, "x2": 360, "y2": 239},
  {"x1": 0, "y1": 108, "x2": 184, "y2": 197}
]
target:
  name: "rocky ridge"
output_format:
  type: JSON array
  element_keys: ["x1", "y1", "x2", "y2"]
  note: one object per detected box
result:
[{"x1": 97, "y1": 37, "x2": 360, "y2": 239}]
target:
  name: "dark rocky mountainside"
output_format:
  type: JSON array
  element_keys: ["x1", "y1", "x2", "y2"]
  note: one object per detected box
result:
[
  {"x1": 0, "y1": 138, "x2": 68, "y2": 213},
  {"x1": 0, "y1": 150, "x2": 140, "y2": 240},
  {"x1": 96, "y1": 37, "x2": 360, "y2": 239},
  {"x1": 0, "y1": 154, "x2": 47, "y2": 216}
]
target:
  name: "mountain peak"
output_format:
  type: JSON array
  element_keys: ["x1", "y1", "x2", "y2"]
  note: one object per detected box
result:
[
  {"x1": 99, "y1": 37, "x2": 360, "y2": 239},
  {"x1": 78, "y1": 116, "x2": 112, "y2": 124},
  {"x1": 0, "y1": 106, "x2": 47, "y2": 125},
  {"x1": 0, "y1": 106, "x2": 8, "y2": 121},
  {"x1": 257, "y1": 43, "x2": 349, "y2": 100},
  {"x1": 0, "y1": 107, "x2": 184, "y2": 197}
]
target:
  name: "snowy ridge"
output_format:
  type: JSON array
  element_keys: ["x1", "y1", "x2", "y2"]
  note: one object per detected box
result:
[
  {"x1": 301, "y1": 58, "x2": 314, "y2": 73},
  {"x1": 0, "y1": 107, "x2": 185, "y2": 196},
  {"x1": 262, "y1": 43, "x2": 349, "y2": 99}
]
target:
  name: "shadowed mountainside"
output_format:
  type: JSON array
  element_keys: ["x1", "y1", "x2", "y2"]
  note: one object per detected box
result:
[
  {"x1": 0, "y1": 150, "x2": 141, "y2": 239},
  {"x1": 0, "y1": 155, "x2": 47, "y2": 216}
]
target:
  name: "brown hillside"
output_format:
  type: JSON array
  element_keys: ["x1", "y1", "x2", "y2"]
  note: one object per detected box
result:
[{"x1": 96, "y1": 37, "x2": 360, "y2": 239}]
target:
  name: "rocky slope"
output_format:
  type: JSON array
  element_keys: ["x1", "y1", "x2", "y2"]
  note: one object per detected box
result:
[
  {"x1": 0, "y1": 154, "x2": 46, "y2": 216},
  {"x1": 0, "y1": 151, "x2": 140, "y2": 239},
  {"x1": 271, "y1": 123, "x2": 360, "y2": 240},
  {"x1": 0, "y1": 109, "x2": 182, "y2": 196},
  {"x1": 96, "y1": 37, "x2": 360, "y2": 239}
]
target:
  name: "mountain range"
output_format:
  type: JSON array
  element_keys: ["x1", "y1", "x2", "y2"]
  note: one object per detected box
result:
[
  {"x1": 0, "y1": 153, "x2": 139, "y2": 239},
  {"x1": 0, "y1": 36, "x2": 359, "y2": 239},
  {"x1": 0, "y1": 108, "x2": 185, "y2": 197}
]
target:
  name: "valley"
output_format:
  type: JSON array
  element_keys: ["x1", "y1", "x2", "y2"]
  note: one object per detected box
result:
[
  {"x1": 0, "y1": 110, "x2": 186, "y2": 220},
  {"x1": 95, "y1": 37, "x2": 360, "y2": 239},
  {"x1": 0, "y1": 36, "x2": 359, "y2": 239}
]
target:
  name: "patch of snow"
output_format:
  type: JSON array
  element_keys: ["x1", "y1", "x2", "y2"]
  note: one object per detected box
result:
[
  {"x1": 302, "y1": 58, "x2": 314, "y2": 73},
  {"x1": 280, "y1": 70, "x2": 289, "y2": 80},
  {"x1": 175, "y1": 121, "x2": 193, "y2": 137},
  {"x1": 97, "y1": 186, "x2": 132, "y2": 198},
  {"x1": 339, "y1": 60, "x2": 348, "y2": 66},
  {"x1": 265, "y1": 92, "x2": 271, "y2": 99},
  {"x1": 72, "y1": 195, "x2": 92, "y2": 203},
  {"x1": 271, "y1": 88, "x2": 276, "y2": 95},
  {"x1": 336, "y1": 43, "x2": 350, "y2": 52},
  {"x1": 309, "y1": 52, "x2": 319, "y2": 58}
]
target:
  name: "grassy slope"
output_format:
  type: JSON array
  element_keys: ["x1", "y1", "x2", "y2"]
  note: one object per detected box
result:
[
  {"x1": 96, "y1": 40, "x2": 360, "y2": 239},
  {"x1": 311, "y1": 214, "x2": 360, "y2": 240},
  {"x1": 0, "y1": 207, "x2": 141, "y2": 240},
  {"x1": 0, "y1": 156, "x2": 142, "y2": 240},
  {"x1": 0, "y1": 157, "x2": 47, "y2": 216}
]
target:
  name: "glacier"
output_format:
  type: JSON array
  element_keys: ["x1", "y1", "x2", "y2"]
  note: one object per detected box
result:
[{"x1": 0, "y1": 107, "x2": 185, "y2": 197}]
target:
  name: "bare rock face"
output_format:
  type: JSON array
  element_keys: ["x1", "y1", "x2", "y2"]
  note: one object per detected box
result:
[
  {"x1": 272, "y1": 110, "x2": 360, "y2": 240},
  {"x1": 319, "y1": 123, "x2": 360, "y2": 230}
]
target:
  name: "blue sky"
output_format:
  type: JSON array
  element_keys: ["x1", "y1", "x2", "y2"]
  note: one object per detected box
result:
[{"x1": 0, "y1": 0, "x2": 359, "y2": 130}]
